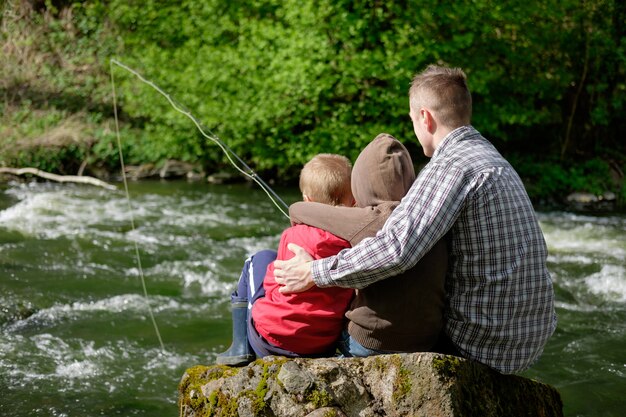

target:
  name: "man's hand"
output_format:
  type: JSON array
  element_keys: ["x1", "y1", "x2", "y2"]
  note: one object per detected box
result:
[{"x1": 273, "y1": 243, "x2": 315, "y2": 293}]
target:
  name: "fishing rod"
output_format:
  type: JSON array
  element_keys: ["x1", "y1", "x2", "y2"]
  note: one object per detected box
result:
[
  {"x1": 109, "y1": 58, "x2": 290, "y2": 219},
  {"x1": 109, "y1": 59, "x2": 292, "y2": 351}
]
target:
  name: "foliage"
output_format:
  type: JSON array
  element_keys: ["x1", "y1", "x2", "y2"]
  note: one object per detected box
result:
[
  {"x1": 1, "y1": 0, "x2": 624, "y2": 204},
  {"x1": 511, "y1": 155, "x2": 620, "y2": 206}
]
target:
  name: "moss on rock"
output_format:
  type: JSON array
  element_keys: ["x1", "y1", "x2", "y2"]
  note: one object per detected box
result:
[{"x1": 179, "y1": 353, "x2": 563, "y2": 417}]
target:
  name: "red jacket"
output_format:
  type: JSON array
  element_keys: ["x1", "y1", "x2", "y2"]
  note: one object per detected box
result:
[{"x1": 251, "y1": 224, "x2": 353, "y2": 354}]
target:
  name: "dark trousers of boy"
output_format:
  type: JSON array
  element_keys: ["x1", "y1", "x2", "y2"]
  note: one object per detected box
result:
[{"x1": 220, "y1": 249, "x2": 303, "y2": 365}]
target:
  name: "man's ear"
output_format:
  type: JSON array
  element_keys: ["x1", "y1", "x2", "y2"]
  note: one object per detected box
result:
[{"x1": 422, "y1": 108, "x2": 437, "y2": 133}]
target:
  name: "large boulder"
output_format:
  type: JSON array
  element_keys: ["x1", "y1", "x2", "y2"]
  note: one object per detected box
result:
[{"x1": 178, "y1": 352, "x2": 563, "y2": 417}]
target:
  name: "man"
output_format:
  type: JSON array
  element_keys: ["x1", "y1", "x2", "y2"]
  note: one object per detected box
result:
[{"x1": 273, "y1": 65, "x2": 557, "y2": 374}]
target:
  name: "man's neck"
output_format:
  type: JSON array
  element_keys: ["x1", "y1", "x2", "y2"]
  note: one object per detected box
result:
[
  {"x1": 432, "y1": 126, "x2": 454, "y2": 150},
  {"x1": 432, "y1": 125, "x2": 473, "y2": 155}
]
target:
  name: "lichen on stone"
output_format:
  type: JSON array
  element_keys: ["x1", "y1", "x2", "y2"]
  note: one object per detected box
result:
[
  {"x1": 393, "y1": 365, "x2": 412, "y2": 402},
  {"x1": 306, "y1": 387, "x2": 334, "y2": 408},
  {"x1": 178, "y1": 365, "x2": 243, "y2": 417},
  {"x1": 431, "y1": 355, "x2": 462, "y2": 380}
]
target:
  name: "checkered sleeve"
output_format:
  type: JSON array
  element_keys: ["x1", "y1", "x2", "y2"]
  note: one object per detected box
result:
[{"x1": 312, "y1": 160, "x2": 466, "y2": 289}]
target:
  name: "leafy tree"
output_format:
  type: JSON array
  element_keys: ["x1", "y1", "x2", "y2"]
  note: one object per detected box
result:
[{"x1": 1, "y1": 0, "x2": 624, "y2": 204}]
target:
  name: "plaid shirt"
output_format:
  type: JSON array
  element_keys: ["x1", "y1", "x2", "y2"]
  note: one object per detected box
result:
[{"x1": 312, "y1": 126, "x2": 557, "y2": 373}]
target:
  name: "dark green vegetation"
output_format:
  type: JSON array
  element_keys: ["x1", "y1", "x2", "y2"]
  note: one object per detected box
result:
[{"x1": 1, "y1": 0, "x2": 624, "y2": 206}]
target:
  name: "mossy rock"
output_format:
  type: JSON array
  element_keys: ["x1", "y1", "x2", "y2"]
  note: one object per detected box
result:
[{"x1": 178, "y1": 353, "x2": 563, "y2": 417}]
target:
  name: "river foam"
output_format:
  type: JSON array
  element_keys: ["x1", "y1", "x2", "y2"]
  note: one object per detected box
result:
[
  {"x1": 539, "y1": 212, "x2": 625, "y2": 252},
  {"x1": 0, "y1": 182, "x2": 284, "y2": 252},
  {"x1": 4, "y1": 294, "x2": 217, "y2": 332},
  {"x1": 0, "y1": 184, "x2": 129, "y2": 238},
  {"x1": 584, "y1": 264, "x2": 626, "y2": 302},
  {"x1": 0, "y1": 331, "x2": 207, "y2": 397},
  {"x1": 539, "y1": 212, "x2": 626, "y2": 306}
]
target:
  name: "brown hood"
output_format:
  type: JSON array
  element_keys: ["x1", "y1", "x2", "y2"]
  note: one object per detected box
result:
[
  {"x1": 351, "y1": 133, "x2": 416, "y2": 207},
  {"x1": 289, "y1": 133, "x2": 416, "y2": 246}
]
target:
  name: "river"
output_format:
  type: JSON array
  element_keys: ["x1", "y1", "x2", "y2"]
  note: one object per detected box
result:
[{"x1": 0, "y1": 180, "x2": 624, "y2": 416}]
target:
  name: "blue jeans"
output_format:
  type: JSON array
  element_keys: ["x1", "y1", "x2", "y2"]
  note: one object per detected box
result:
[
  {"x1": 230, "y1": 250, "x2": 307, "y2": 358},
  {"x1": 337, "y1": 329, "x2": 396, "y2": 357},
  {"x1": 230, "y1": 249, "x2": 277, "y2": 306}
]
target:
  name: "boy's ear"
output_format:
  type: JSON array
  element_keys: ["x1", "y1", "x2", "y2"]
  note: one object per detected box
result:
[{"x1": 303, "y1": 194, "x2": 313, "y2": 202}]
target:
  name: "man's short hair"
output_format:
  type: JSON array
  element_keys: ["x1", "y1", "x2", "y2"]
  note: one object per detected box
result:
[
  {"x1": 300, "y1": 153, "x2": 352, "y2": 206},
  {"x1": 409, "y1": 65, "x2": 472, "y2": 128}
]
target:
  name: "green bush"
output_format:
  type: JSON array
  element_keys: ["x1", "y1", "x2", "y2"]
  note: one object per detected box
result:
[
  {"x1": 512, "y1": 155, "x2": 621, "y2": 206},
  {"x1": 1, "y1": 0, "x2": 624, "y2": 206}
]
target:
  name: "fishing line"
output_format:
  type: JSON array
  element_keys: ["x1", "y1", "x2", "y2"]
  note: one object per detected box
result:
[
  {"x1": 109, "y1": 58, "x2": 290, "y2": 219},
  {"x1": 110, "y1": 60, "x2": 165, "y2": 352},
  {"x1": 109, "y1": 58, "x2": 292, "y2": 351}
]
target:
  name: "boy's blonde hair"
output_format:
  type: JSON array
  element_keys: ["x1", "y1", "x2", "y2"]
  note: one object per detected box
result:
[
  {"x1": 299, "y1": 153, "x2": 352, "y2": 206},
  {"x1": 409, "y1": 65, "x2": 472, "y2": 129}
]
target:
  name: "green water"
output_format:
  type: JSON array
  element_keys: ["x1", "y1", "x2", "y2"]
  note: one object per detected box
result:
[{"x1": 0, "y1": 180, "x2": 624, "y2": 416}]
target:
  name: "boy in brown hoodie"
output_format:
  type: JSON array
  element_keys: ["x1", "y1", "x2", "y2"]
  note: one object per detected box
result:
[{"x1": 289, "y1": 134, "x2": 448, "y2": 355}]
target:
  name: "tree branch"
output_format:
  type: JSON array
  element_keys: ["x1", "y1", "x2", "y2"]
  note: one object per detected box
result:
[
  {"x1": 562, "y1": 15, "x2": 591, "y2": 159},
  {"x1": 0, "y1": 167, "x2": 117, "y2": 190}
]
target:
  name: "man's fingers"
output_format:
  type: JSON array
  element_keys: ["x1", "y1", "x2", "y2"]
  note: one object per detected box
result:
[
  {"x1": 272, "y1": 243, "x2": 314, "y2": 293},
  {"x1": 274, "y1": 244, "x2": 315, "y2": 294},
  {"x1": 286, "y1": 243, "x2": 314, "y2": 261},
  {"x1": 278, "y1": 284, "x2": 295, "y2": 294},
  {"x1": 273, "y1": 259, "x2": 289, "y2": 277},
  {"x1": 277, "y1": 274, "x2": 315, "y2": 294},
  {"x1": 274, "y1": 244, "x2": 313, "y2": 279}
]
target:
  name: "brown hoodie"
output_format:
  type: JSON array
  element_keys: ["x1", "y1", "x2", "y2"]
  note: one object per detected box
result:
[{"x1": 289, "y1": 133, "x2": 447, "y2": 352}]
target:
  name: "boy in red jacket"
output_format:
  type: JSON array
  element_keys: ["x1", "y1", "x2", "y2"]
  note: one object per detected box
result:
[{"x1": 217, "y1": 154, "x2": 355, "y2": 365}]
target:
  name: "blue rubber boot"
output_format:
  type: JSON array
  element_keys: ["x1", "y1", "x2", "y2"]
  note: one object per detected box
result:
[{"x1": 216, "y1": 302, "x2": 255, "y2": 366}]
